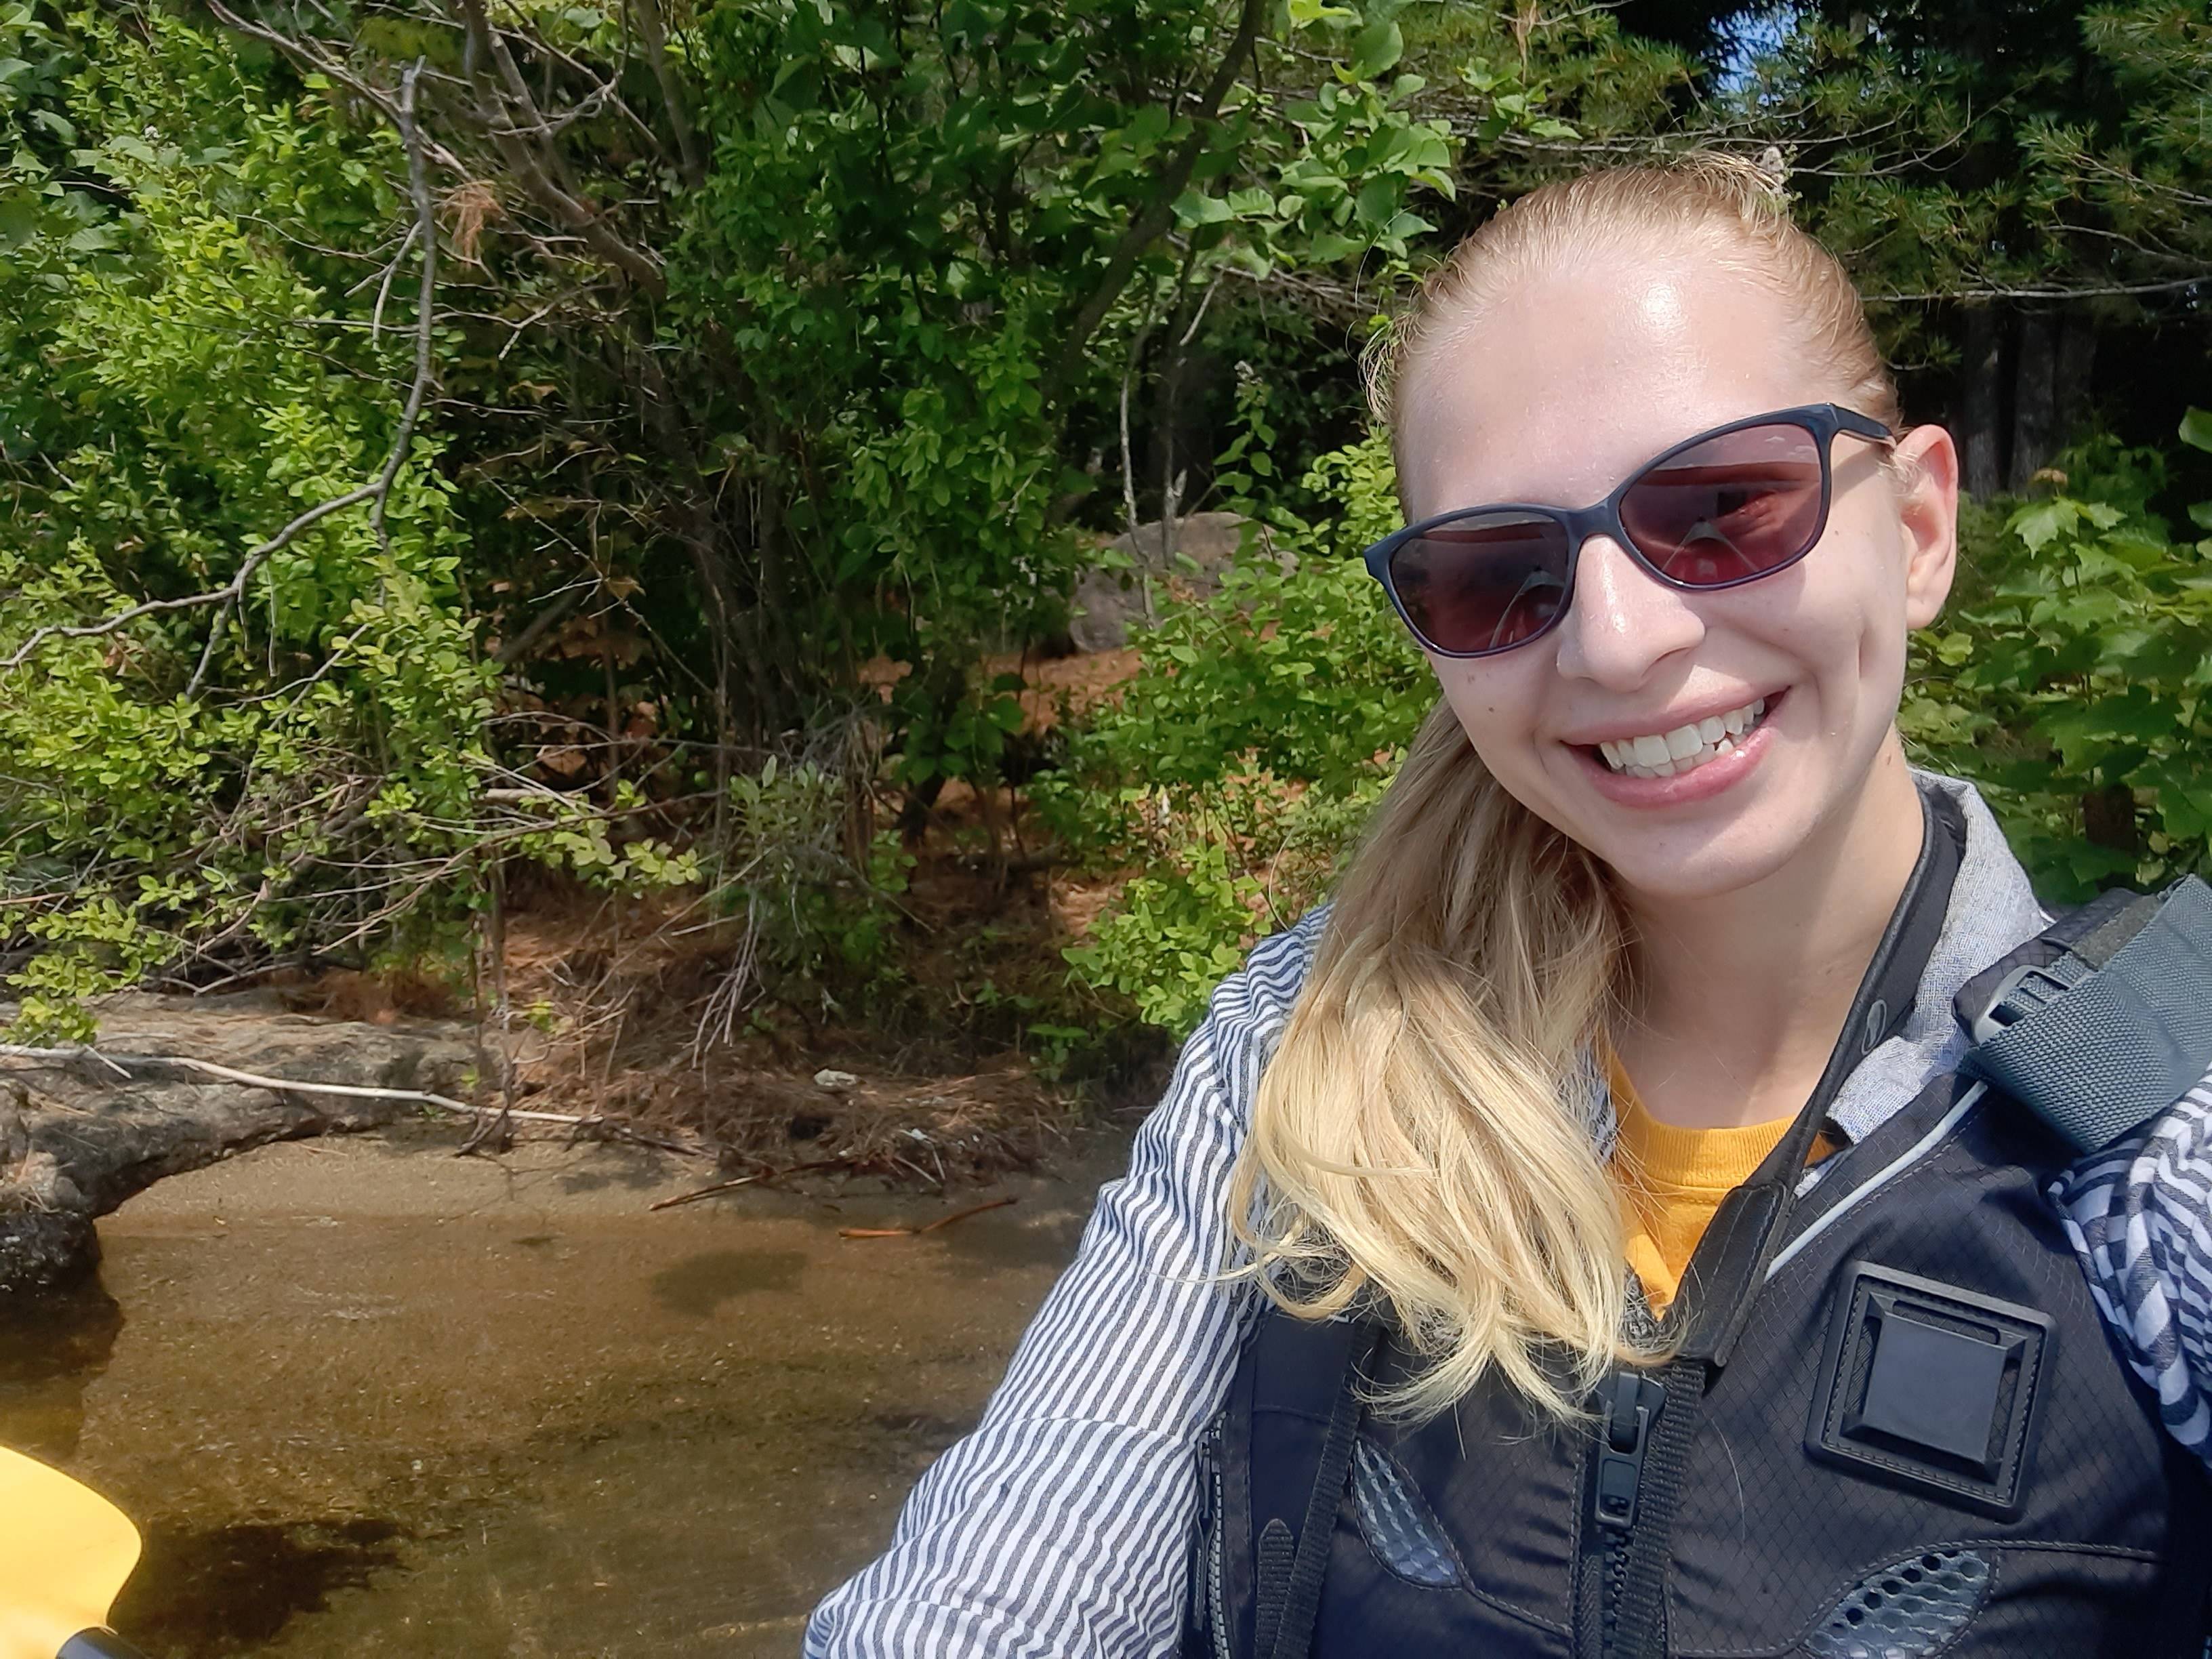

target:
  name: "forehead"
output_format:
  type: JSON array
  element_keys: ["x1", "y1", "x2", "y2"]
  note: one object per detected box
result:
[{"x1": 1393, "y1": 256, "x2": 1829, "y2": 519}]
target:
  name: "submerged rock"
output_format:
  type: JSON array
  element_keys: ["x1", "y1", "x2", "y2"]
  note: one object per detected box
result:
[{"x1": 0, "y1": 996, "x2": 474, "y2": 1292}]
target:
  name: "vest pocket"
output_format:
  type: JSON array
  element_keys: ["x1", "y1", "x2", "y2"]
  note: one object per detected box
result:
[{"x1": 1350, "y1": 1436, "x2": 1464, "y2": 1588}]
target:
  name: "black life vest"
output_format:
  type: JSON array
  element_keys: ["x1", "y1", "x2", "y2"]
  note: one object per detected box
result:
[{"x1": 1187, "y1": 804, "x2": 2212, "y2": 1659}]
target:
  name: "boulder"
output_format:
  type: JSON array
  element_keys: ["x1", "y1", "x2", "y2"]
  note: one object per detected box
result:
[
  {"x1": 0, "y1": 995, "x2": 476, "y2": 1292},
  {"x1": 1067, "y1": 512, "x2": 1280, "y2": 652}
]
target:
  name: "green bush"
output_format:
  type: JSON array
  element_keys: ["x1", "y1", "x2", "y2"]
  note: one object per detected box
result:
[
  {"x1": 1044, "y1": 430, "x2": 1430, "y2": 1033},
  {"x1": 1902, "y1": 411, "x2": 2212, "y2": 902},
  {"x1": 0, "y1": 12, "x2": 691, "y2": 1038}
]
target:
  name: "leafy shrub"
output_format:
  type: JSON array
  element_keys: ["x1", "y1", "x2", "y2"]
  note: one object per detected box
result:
[
  {"x1": 0, "y1": 12, "x2": 693, "y2": 1038},
  {"x1": 708, "y1": 751, "x2": 913, "y2": 1006},
  {"x1": 1045, "y1": 430, "x2": 1431, "y2": 1033},
  {"x1": 1902, "y1": 411, "x2": 2212, "y2": 902}
]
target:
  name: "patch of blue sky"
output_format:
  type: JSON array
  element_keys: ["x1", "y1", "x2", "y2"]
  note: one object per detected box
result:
[{"x1": 1711, "y1": 3, "x2": 1804, "y2": 95}]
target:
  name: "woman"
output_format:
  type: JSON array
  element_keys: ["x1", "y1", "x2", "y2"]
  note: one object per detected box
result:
[{"x1": 806, "y1": 157, "x2": 2212, "y2": 1658}]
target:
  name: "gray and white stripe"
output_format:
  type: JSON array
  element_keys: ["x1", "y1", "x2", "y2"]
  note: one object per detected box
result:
[
  {"x1": 2051, "y1": 1076, "x2": 2212, "y2": 1455},
  {"x1": 804, "y1": 912, "x2": 1322, "y2": 1658}
]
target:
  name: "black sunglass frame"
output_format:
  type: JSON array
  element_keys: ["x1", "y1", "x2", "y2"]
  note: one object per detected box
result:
[{"x1": 1361, "y1": 402, "x2": 1897, "y2": 659}]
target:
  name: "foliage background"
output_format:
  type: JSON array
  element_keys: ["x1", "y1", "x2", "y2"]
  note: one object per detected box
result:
[{"x1": 1, "y1": 0, "x2": 2208, "y2": 1058}]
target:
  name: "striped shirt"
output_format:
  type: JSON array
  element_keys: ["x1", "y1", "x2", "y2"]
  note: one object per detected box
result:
[{"x1": 806, "y1": 893, "x2": 2212, "y2": 1658}]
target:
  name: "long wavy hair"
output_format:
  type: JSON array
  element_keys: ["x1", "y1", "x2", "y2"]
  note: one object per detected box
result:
[{"x1": 1227, "y1": 154, "x2": 1906, "y2": 1422}]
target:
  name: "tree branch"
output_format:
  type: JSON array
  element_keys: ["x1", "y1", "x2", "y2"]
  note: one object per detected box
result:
[
  {"x1": 1044, "y1": 0, "x2": 1269, "y2": 401},
  {"x1": 0, "y1": 1042, "x2": 708, "y2": 1147},
  {"x1": 205, "y1": 0, "x2": 470, "y2": 178},
  {"x1": 371, "y1": 60, "x2": 442, "y2": 557},
  {"x1": 629, "y1": 0, "x2": 704, "y2": 188},
  {"x1": 455, "y1": 0, "x2": 668, "y2": 295}
]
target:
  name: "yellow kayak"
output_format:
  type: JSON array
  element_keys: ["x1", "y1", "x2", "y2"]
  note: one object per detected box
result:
[{"x1": 0, "y1": 1446, "x2": 152, "y2": 1659}]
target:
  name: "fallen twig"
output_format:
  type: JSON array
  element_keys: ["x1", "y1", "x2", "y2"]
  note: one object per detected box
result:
[
  {"x1": 0, "y1": 1042, "x2": 690, "y2": 1142},
  {"x1": 647, "y1": 1156, "x2": 860, "y2": 1211},
  {"x1": 838, "y1": 1196, "x2": 1018, "y2": 1240}
]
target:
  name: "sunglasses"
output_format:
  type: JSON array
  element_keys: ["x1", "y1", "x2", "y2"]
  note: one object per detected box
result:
[{"x1": 1362, "y1": 403, "x2": 1896, "y2": 659}]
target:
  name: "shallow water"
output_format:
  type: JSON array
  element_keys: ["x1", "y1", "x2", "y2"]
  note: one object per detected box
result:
[{"x1": 0, "y1": 1128, "x2": 1110, "y2": 1657}]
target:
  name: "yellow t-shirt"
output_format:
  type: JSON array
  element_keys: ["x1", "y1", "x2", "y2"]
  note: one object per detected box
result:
[{"x1": 1605, "y1": 1054, "x2": 1799, "y2": 1309}]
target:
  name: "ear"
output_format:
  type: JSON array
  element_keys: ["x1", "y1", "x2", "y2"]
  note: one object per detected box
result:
[{"x1": 1893, "y1": 424, "x2": 1960, "y2": 630}]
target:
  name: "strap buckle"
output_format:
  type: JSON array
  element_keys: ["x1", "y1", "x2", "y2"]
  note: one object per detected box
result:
[{"x1": 1965, "y1": 957, "x2": 2089, "y2": 1046}]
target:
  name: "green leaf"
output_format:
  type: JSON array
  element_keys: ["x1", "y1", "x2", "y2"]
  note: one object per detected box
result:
[
  {"x1": 1171, "y1": 189, "x2": 1234, "y2": 227},
  {"x1": 2180, "y1": 408, "x2": 2212, "y2": 454},
  {"x1": 1354, "y1": 175, "x2": 1398, "y2": 228},
  {"x1": 1349, "y1": 18, "x2": 1404, "y2": 79},
  {"x1": 2011, "y1": 499, "x2": 2074, "y2": 554}
]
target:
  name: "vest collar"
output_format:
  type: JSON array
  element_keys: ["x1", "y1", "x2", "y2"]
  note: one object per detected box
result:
[
  {"x1": 1585, "y1": 771, "x2": 2050, "y2": 1160},
  {"x1": 1822, "y1": 771, "x2": 2049, "y2": 1148}
]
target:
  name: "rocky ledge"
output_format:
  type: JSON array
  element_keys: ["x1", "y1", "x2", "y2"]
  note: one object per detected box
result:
[{"x1": 0, "y1": 996, "x2": 476, "y2": 1291}]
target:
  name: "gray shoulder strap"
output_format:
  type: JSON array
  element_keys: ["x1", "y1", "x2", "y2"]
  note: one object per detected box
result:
[{"x1": 1957, "y1": 876, "x2": 2212, "y2": 1153}]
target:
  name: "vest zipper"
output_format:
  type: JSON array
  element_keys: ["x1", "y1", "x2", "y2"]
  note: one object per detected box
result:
[
  {"x1": 1590, "y1": 1371, "x2": 1664, "y2": 1658},
  {"x1": 1203, "y1": 1414, "x2": 1230, "y2": 1659}
]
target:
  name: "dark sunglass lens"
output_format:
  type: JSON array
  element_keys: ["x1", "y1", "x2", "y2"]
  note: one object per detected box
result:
[
  {"x1": 1389, "y1": 513, "x2": 1572, "y2": 655},
  {"x1": 1618, "y1": 423, "x2": 1824, "y2": 588}
]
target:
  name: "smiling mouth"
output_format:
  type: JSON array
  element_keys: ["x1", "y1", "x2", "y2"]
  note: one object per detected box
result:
[{"x1": 1590, "y1": 695, "x2": 1771, "y2": 779}]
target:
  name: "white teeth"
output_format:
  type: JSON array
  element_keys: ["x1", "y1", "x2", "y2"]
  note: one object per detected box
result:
[{"x1": 1593, "y1": 696, "x2": 1771, "y2": 778}]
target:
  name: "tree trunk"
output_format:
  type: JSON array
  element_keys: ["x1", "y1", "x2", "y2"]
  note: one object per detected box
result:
[
  {"x1": 2055, "y1": 315, "x2": 2097, "y2": 459},
  {"x1": 2009, "y1": 309, "x2": 2060, "y2": 491},
  {"x1": 1961, "y1": 304, "x2": 2005, "y2": 499}
]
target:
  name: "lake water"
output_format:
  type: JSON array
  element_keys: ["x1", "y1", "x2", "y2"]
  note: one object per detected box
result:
[{"x1": 0, "y1": 1126, "x2": 1113, "y2": 1657}]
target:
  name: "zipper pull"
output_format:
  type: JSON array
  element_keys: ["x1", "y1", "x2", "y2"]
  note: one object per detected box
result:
[{"x1": 1591, "y1": 1372, "x2": 1666, "y2": 1532}]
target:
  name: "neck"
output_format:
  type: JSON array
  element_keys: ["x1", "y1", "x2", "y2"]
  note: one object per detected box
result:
[{"x1": 1612, "y1": 736, "x2": 1928, "y2": 1130}]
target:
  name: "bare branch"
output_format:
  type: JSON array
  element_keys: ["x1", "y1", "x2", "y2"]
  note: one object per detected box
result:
[
  {"x1": 0, "y1": 1042, "x2": 710, "y2": 1148},
  {"x1": 455, "y1": 0, "x2": 668, "y2": 295},
  {"x1": 1867, "y1": 271, "x2": 2212, "y2": 303},
  {"x1": 205, "y1": 0, "x2": 471, "y2": 178},
  {"x1": 1, "y1": 481, "x2": 375, "y2": 674},
  {"x1": 371, "y1": 59, "x2": 443, "y2": 558}
]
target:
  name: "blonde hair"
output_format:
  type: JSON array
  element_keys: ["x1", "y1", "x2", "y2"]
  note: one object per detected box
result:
[{"x1": 1228, "y1": 153, "x2": 1904, "y2": 1422}]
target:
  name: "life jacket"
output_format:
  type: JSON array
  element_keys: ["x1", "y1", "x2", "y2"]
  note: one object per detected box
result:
[{"x1": 1187, "y1": 798, "x2": 2212, "y2": 1659}]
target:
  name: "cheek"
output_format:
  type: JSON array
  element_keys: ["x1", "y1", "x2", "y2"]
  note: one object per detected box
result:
[
  {"x1": 1754, "y1": 525, "x2": 1914, "y2": 674},
  {"x1": 1430, "y1": 657, "x2": 1551, "y2": 775}
]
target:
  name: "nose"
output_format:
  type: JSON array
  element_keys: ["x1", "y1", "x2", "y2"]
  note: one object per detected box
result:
[{"x1": 1551, "y1": 534, "x2": 1706, "y2": 690}]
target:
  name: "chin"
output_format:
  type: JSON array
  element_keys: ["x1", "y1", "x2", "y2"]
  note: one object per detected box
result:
[
  {"x1": 1597, "y1": 834, "x2": 1808, "y2": 905},
  {"x1": 1544, "y1": 783, "x2": 1839, "y2": 907}
]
